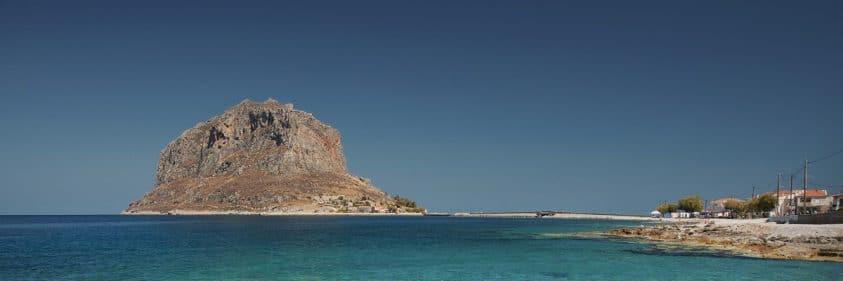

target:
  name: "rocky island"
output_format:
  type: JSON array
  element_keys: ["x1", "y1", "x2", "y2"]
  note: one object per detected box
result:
[{"x1": 125, "y1": 99, "x2": 422, "y2": 215}]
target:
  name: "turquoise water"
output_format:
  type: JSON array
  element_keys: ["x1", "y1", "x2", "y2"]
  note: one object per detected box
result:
[{"x1": 1, "y1": 216, "x2": 840, "y2": 280}]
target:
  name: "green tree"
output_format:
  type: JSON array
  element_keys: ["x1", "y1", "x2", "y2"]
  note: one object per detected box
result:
[
  {"x1": 747, "y1": 194, "x2": 777, "y2": 213},
  {"x1": 390, "y1": 195, "x2": 423, "y2": 213},
  {"x1": 724, "y1": 200, "x2": 745, "y2": 213},
  {"x1": 657, "y1": 203, "x2": 678, "y2": 213},
  {"x1": 678, "y1": 196, "x2": 704, "y2": 212},
  {"x1": 392, "y1": 195, "x2": 418, "y2": 208}
]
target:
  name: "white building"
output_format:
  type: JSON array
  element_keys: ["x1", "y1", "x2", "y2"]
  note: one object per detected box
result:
[
  {"x1": 769, "y1": 189, "x2": 830, "y2": 215},
  {"x1": 832, "y1": 193, "x2": 843, "y2": 211}
]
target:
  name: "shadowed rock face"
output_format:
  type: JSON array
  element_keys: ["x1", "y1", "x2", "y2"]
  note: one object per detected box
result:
[{"x1": 126, "y1": 99, "x2": 418, "y2": 214}]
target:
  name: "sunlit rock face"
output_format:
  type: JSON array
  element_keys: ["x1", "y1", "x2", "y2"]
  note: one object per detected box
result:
[
  {"x1": 154, "y1": 99, "x2": 347, "y2": 185},
  {"x1": 126, "y1": 99, "x2": 416, "y2": 214}
]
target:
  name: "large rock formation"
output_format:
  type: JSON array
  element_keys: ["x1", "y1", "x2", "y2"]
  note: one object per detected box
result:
[{"x1": 125, "y1": 99, "x2": 420, "y2": 214}]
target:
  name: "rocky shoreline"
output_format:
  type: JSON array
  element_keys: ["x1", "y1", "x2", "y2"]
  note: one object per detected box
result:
[
  {"x1": 605, "y1": 219, "x2": 843, "y2": 262},
  {"x1": 451, "y1": 212, "x2": 656, "y2": 220}
]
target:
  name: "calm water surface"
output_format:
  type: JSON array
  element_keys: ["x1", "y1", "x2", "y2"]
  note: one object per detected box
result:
[{"x1": 1, "y1": 215, "x2": 840, "y2": 280}]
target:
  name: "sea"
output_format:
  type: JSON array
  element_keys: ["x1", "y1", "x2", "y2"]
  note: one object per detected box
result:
[{"x1": 1, "y1": 215, "x2": 840, "y2": 280}]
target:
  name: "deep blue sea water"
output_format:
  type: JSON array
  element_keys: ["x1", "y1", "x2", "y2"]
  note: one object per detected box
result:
[{"x1": 1, "y1": 216, "x2": 841, "y2": 280}]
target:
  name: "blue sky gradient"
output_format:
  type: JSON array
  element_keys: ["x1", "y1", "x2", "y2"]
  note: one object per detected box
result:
[{"x1": 1, "y1": 1, "x2": 841, "y2": 214}]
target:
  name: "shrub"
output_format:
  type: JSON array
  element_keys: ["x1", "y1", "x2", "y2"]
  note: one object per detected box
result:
[
  {"x1": 392, "y1": 195, "x2": 418, "y2": 209},
  {"x1": 747, "y1": 194, "x2": 777, "y2": 213},
  {"x1": 657, "y1": 203, "x2": 678, "y2": 213},
  {"x1": 724, "y1": 200, "x2": 746, "y2": 213},
  {"x1": 678, "y1": 196, "x2": 704, "y2": 213}
]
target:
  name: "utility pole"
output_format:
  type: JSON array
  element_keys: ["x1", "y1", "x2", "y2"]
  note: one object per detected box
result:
[
  {"x1": 789, "y1": 174, "x2": 794, "y2": 215},
  {"x1": 751, "y1": 186, "x2": 756, "y2": 199},
  {"x1": 803, "y1": 159, "x2": 808, "y2": 214},
  {"x1": 776, "y1": 173, "x2": 781, "y2": 216}
]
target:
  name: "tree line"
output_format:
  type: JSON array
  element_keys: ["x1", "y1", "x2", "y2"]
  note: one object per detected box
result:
[
  {"x1": 657, "y1": 196, "x2": 704, "y2": 213},
  {"x1": 722, "y1": 194, "x2": 777, "y2": 217},
  {"x1": 656, "y1": 194, "x2": 778, "y2": 217}
]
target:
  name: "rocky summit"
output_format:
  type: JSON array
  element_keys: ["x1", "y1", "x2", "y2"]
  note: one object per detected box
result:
[{"x1": 125, "y1": 99, "x2": 421, "y2": 214}]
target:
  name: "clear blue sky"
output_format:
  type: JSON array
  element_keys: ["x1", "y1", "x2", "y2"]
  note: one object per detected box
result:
[{"x1": 1, "y1": 1, "x2": 841, "y2": 214}]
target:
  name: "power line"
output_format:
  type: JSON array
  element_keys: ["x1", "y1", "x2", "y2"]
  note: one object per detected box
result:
[
  {"x1": 808, "y1": 148, "x2": 843, "y2": 164},
  {"x1": 782, "y1": 147, "x2": 843, "y2": 178},
  {"x1": 808, "y1": 181, "x2": 843, "y2": 189},
  {"x1": 739, "y1": 147, "x2": 843, "y2": 198}
]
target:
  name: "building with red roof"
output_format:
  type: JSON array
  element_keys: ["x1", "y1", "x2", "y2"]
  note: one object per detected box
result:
[{"x1": 768, "y1": 189, "x2": 831, "y2": 215}]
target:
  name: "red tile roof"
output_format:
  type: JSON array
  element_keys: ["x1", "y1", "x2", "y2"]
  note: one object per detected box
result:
[
  {"x1": 766, "y1": 189, "x2": 827, "y2": 197},
  {"x1": 766, "y1": 191, "x2": 792, "y2": 197},
  {"x1": 803, "y1": 189, "x2": 828, "y2": 197}
]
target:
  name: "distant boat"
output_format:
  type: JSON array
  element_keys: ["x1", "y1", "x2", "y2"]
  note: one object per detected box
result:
[
  {"x1": 536, "y1": 211, "x2": 556, "y2": 218},
  {"x1": 423, "y1": 212, "x2": 452, "y2": 217}
]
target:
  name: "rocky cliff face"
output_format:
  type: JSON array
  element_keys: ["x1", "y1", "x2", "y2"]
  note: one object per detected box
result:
[{"x1": 125, "y1": 99, "x2": 420, "y2": 214}]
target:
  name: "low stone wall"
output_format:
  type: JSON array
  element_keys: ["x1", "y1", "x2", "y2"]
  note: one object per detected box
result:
[
  {"x1": 768, "y1": 215, "x2": 796, "y2": 224},
  {"x1": 795, "y1": 212, "x2": 843, "y2": 224}
]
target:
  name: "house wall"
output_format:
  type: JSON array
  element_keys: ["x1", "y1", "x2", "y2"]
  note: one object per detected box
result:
[
  {"x1": 800, "y1": 196, "x2": 831, "y2": 207},
  {"x1": 775, "y1": 194, "x2": 833, "y2": 215}
]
